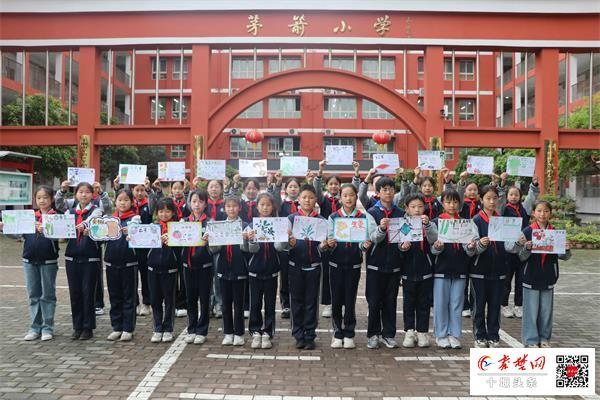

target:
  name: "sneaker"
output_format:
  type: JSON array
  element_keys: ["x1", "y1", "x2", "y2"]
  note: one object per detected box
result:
[
  {"x1": 107, "y1": 331, "x2": 122, "y2": 341},
  {"x1": 331, "y1": 337, "x2": 344, "y2": 349},
  {"x1": 79, "y1": 329, "x2": 93, "y2": 340},
  {"x1": 244, "y1": 310, "x2": 250, "y2": 319},
  {"x1": 71, "y1": 330, "x2": 82, "y2": 340},
  {"x1": 24, "y1": 332, "x2": 40, "y2": 341},
  {"x1": 474, "y1": 339, "x2": 489, "y2": 348},
  {"x1": 343, "y1": 338, "x2": 356, "y2": 349},
  {"x1": 41, "y1": 333, "x2": 53, "y2": 342},
  {"x1": 233, "y1": 335, "x2": 245, "y2": 346},
  {"x1": 539, "y1": 340, "x2": 551, "y2": 348},
  {"x1": 488, "y1": 340, "x2": 501, "y2": 348},
  {"x1": 95, "y1": 307, "x2": 104, "y2": 315},
  {"x1": 251, "y1": 332, "x2": 262, "y2": 349},
  {"x1": 214, "y1": 309, "x2": 223, "y2": 319},
  {"x1": 380, "y1": 337, "x2": 399, "y2": 349},
  {"x1": 222, "y1": 334, "x2": 234, "y2": 346},
  {"x1": 513, "y1": 306, "x2": 523, "y2": 319},
  {"x1": 295, "y1": 338, "x2": 306, "y2": 349},
  {"x1": 436, "y1": 336, "x2": 451, "y2": 349},
  {"x1": 448, "y1": 336, "x2": 462, "y2": 349},
  {"x1": 162, "y1": 332, "x2": 174, "y2": 342},
  {"x1": 281, "y1": 308, "x2": 290, "y2": 319},
  {"x1": 184, "y1": 333, "x2": 196, "y2": 344},
  {"x1": 462, "y1": 309, "x2": 471, "y2": 317},
  {"x1": 502, "y1": 305, "x2": 514, "y2": 318},
  {"x1": 367, "y1": 335, "x2": 380, "y2": 349},
  {"x1": 175, "y1": 309, "x2": 187, "y2": 318},
  {"x1": 321, "y1": 305, "x2": 332, "y2": 318},
  {"x1": 120, "y1": 332, "x2": 133, "y2": 342},
  {"x1": 194, "y1": 335, "x2": 206, "y2": 345},
  {"x1": 139, "y1": 304, "x2": 151, "y2": 316},
  {"x1": 304, "y1": 339, "x2": 316, "y2": 350},
  {"x1": 402, "y1": 329, "x2": 416, "y2": 348},
  {"x1": 525, "y1": 343, "x2": 539, "y2": 348},
  {"x1": 417, "y1": 332, "x2": 430, "y2": 348},
  {"x1": 261, "y1": 333, "x2": 272, "y2": 349},
  {"x1": 150, "y1": 332, "x2": 163, "y2": 343}
]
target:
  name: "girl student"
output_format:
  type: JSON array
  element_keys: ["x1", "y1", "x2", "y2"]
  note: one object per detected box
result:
[
  {"x1": 0, "y1": 186, "x2": 59, "y2": 342},
  {"x1": 181, "y1": 189, "x2": 214, "y2": 345},
  {"x1": 409, "y1": 167, "x2": 443, "y2": 220},
  {"x1": 147, "y1": 198, "x2": 181, "y2": 343},
  {"x1": 208, "y1": 196, "x2": 250, "y2": 346},
  {"x1": 500, "y1": 176, "x2": 540, "y2": 319},
  {"x1": 246, "y1": 192, "x2": 285, "y2": 349},
  {"x1": 398, "y1": 193, "x2": 438, "y2": 348},
  {"x1": 507, "y1": 200, "x2": 571, "y2": 348},
  {"x1": 205, "y1": 178, "x2": 226, "y2": 318},
  {"x1": 325, "y1": 183, "x2": 377, "y2": 349},
  {"x1": 105, "y1": 189, "x2": 141, "y2": 342},
  {"x1": 430, "y1": 189, "x2": 477, "y2": 350}
]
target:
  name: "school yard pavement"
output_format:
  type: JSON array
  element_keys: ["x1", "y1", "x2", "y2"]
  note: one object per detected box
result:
[{"x1": 0, "y1": 235, "x2": 598, "y2": 400}]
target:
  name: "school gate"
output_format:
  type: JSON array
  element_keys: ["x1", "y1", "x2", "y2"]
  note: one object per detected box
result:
[{"x1": 0, "y1": 2, "x2": 599, "y2": 193}]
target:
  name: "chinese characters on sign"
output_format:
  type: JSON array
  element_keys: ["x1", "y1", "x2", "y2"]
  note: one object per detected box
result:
[
  {"x1": 289, "y1": 15, "x2": 308, "y2": 36},
  {"x1": 246, "y1": 14, "x2": 263, "y2": 36},
  {"x1": 373, "y1": 15, "x2": 391, "y2": 36}
]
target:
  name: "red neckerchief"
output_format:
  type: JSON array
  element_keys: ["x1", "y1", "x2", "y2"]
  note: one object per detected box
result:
[
  {"x1": 298, "y1": 208, "x2": 319, "y2": 261},
  {"x1": 263, "y1": 242, "x2": 270, "y2": 260},
  {"x1": 423, "y1": 196, "x2": 435, "y2": 219},
  {"x1": 245, "y1": 199, "x2": 257, "y2": 221},
  {"x1": 285, "y1": 199, "x2": 298, "y2": 214},
  {"x1": 187, "y1": 213, "x2": 207, "y2": 267},
  {"x1": 159, "y1": 220, "x2": 169, "y2": 235},
  {"x1": 439, "y1": 212, "x2": 460, "y2": 250},
  {"x1": 133, "y1": 197, "x2": 149, "y2": 215},
  {"x1": 478, "y1": 210, "x2": 499, "y2": 254},
  {"x1": 325, "y1": 193, "x2": 339, "y2": 213},
  {"x1": 208, "y1": 198, "x2": 223, "y2": 220},
  {"x1": 173, "y1": 197, "x2": 186, "y2": 220},
  {"x1": 378, "y1": 204, "x2": 393, "y2": 243},
  {"x1": 75, "y1": 205, "x2": 92, "y2": 244},
  {"x1": 337, "y1": 209, "x2": 362, "y2": 247},
  {"x1": 531, "y1": 221, "x2": 553, "y2": 267},
  {"x1": 506, "y1": 202, "x2": 521, "y2": 217},
  {"x1": 92, "y1": 193, "x2": 99, "y2": 200},
  {"x1": 464, "y1": 198, "x2": 478, "y2": 218},
  {"x1": 114, "y1": 210, "x2": 137, "y2": 221}
]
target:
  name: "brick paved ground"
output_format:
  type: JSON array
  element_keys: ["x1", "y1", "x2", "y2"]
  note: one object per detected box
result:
[{"x1": 0, "y1": 235, "x2": 598, "y2": 400}]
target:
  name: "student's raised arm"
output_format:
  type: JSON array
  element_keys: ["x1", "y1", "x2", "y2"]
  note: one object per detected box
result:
[
  {"x1": 55, "y1": 181, "x2": 75, "y2": 212},
  {"x1": 522, "y1": 177, "x2": 540, "y2": 215}
]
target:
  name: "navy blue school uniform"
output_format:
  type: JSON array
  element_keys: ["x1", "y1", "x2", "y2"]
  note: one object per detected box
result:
[
  {"x1": 133, "y1": 196, "x2": 153, "y2": 307},
  {"x1": 207, "y1": 198, "x2": 226, "y2": 221},
  {"x1": 471, "y1": 210, "x2": 509, "y2": 343},
  {"x1": 147, "y1": 220, "x2": 181, "y2": 334},
  {"x1": 423, "y1": 196, "x2": 443, "y2": 220},
  {"x1": 519, "y1": 222, "x2": 567, "y2": 291},
  {"x1": 277, "y1": 197, "x2": 299, "y2": 312},
  {"x1": 170, "y1": 196, "x2": 190, "y2": 311},
  {"x1": 365, "y1": 201, "x2": 404, "y2": 340},
  {"x1": 460, "y1": 198, "x2": 481, "y2": 312},
  {"x1": 24, "y1": 210, "x2": 60, "y2": 265},
  {"x1": 317, "y1": 192, "x2": 339, "y2": 309},
  {"x1": 64, "y1": 203, "x2": 102, "y2": 334},
  {"x1": 501, "y1": 201, "x2": 530, "y2": 309},
  {"x1": 432, "y1": 214, "x2": 473, "y2": 280},
  {"x1": 181, "y1": 212, "x2": 213, "y2": 336},
  {"x1": 104, "y1": 211, "x2": 140, "y2": 333},
  {"x1": 240, "y1": 196, "x2": 259, "y2": 224}
]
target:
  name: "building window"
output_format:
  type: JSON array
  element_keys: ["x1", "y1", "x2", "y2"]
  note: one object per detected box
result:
[
  {"x1": 151, "y1": 58, "x2": 167, "y2": 80},
  {"x1": 417, "y1": 97, "x2": 424, "y2": 112},
  {"x1": 268, "y1": 97, "x2": 301, "y2": 118},
  {"x1": 362, "y1": 138, "x2": 395, "y2": 159},
  {"x1": 443, "y1": 98, "x2": 454, "y2": 120},
  {"x1": 267, "y1": 137, "x2": 301, "y2": 158},
  {"x1": 459, "y1": 99, "x2": 475, "y2": 121},
  {"x1": 459, "y1": 59, "x2": 475, "y2": 81},
  {"x1": 417, "y1": 57, "x2": 424, "y2": 80},
  {"x1": 150, "y1": 97, "x2": 167, "y2": 119},
  {"x1": 268, "y1": 57, "x2": 301, "y2": 73},
  {"x1": 362, "y1": 100, "x2": 393, "y2": 119},
  {"x1": 362, "y1": 58, "x2": 395, "y2": 79},
  {"x1": 232, "y1": 57, "x2": 263, "y2": 79},
  {"x1": 230, "y1": 137, "x2": 262, "y2": 159},
  {"x1": 171, "y1": 98, "x2": 188, "y2": 119},
  {"x1": 238, "y1": 101, "x2": 263, "y2": 119},
  {"x1": 323, "y1": 138, "x2": 357, "y2": 157},
  {"x1": 324, "y1": 57, "x2": 354, "y2": 72},
  {"x1": 444, "y1": 58, "x2": 453, "y2": 80},
  {"x1": 172, "y1": 58, "x2": 189, "y2": 80},
  {"x1": 324, "y1": 97, "x2": 357, "y2": 119},
  {"x1": 582, "y1": 174, "x2": 600, "y2": 197},
  {"x1": 444, "y1": 147, "x2": 454, "y2": 161},
  {"x1": 171, "y1": 145, "x2": 186, "y2": 159}
]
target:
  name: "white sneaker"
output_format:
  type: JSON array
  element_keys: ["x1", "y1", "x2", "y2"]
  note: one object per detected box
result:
[
  {"x1": 261, "y1": 333, "x2": 272, "y2": 349},
  {"x1": 162, "y1": 332, "x2": 174, "y2": 342},
  {"x1": 95, "y1": 307, "x2": 104, "y2": 315},
  {"x1": 474, "y1": 339, "x2": 489, "y2": 348},
  {"x1": 402, "y1": 329, "x2": 417, "y2": 348},
  {"x1": 488, "y1": 340, "x2": 500, "y2": 348},
  {"x1": 107, "y1": 331, "x2": 122, "y2": 341},
  {"x1": 525, "y1": 343, "x2": 539, "y2": 348},
  {"x1": 120, "y1": 332, "x2": 133, "y2": 342},
  {"x1": 222, "y1": 334, "x2": 234, "y2": 346},
  {"x1": 462, "y1": 309, "x2": 471, "y2": 317},
  {"x1": 41, "y1": 333, "x2": 53, "y2": 341},
  {"x1": 233, "y1": 335, "x2": 245, "y2": 346},
  {"x1": 417, "y1": 332, "x2": 430, "y2": 348},
  {"x1": 502, "y1": 305, "x2": 514, "y2": 318},
  {"x1": 331, "y1": 337, "x2": 344, "y2": 348},
  {"x1": 251, "y1": 332, "x2": 262, "y2": 349},
  {"x1": 175, "y1": 309, "x2": 187, "y2": 318},
  {"x1": 23, "y1": 332, "x2": 40, "y2": 341},
  {"x1": 151, "y1": 332, "x2": 163, "y2": 343},
  {"x1": 194, "y1": 335, "x2": 206, "y2": 345},
  {"x1": 139, "y1": 304, "x2": 151, "y2": 316},
  {"x1": 513, "y1": 306, "x2": 523, "y2": 319},
  {"x1": 321, "y1": 305, "x2": 332, "y2": 318},
  {"x1": 448, "y1": 336, "x2": 461, "y2": 349},
  {"x1": 244, "y1": 310, "x2": 250, "y2": 319},
  {"x1": 539, "y1": 340, "x2": 551, "y2": 348},
  {"x1": 184, "y1": 333, "x2": 196, "y2": 344},
  {"x1": 343, "y1": 338, "x2": 356, "y2": 349},
  {"x1": 380, "y1": 337, "x2": 399, "y2": 348},
  {"x1": 366, "y1": 335, "x2": 380, "y2": 349},
  {"x1": 436, "y1": 336, "x2": 451, "y2": 349}
]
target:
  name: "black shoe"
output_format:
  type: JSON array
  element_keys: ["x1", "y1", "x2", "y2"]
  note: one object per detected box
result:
[
  {"x1": 79, "y1": 329, "x2": 93, "y2": 340},
  {"x1": 71, "y1": 330, "x2": 82, "y2": 340},
  {"x1": 295, "y1": 339, "x2": 305, "y2": 349},
  {"x1": 304, "y1": 340, "x2": 316, "y2": 350},
  {"x1": 281, "y1": 308, "x2": 290, "y2": 319}
]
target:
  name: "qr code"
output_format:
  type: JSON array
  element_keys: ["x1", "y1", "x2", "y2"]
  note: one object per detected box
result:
[{"x1": 556, "y1": 355, "x2": 589, "y2": 388}]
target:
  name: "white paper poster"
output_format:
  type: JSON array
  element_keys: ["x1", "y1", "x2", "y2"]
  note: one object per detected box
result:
[
  {"x1": 197, "y1": 160, "x2": 226, "y2": 180},
  {"x1": 333, "y1": 218, "x2": 368, "y2": 243},
  {"x1": 418, "y1": 150, "x2": 445, "y2": 171},
  {"x1": 128, "y1": 224, "x2": 162, "y2": 248},
  {"x1": 88, "y1": 216, "x2": 122, "y2": 241},
  {"x1": 280, "y1": 157, "x2": 308, "y2": 177},
  {"x1": 253, "y1": 217, "x2": 289, "y2": 243},
  {"x1": 42, "y1": 214, "x2": 76, "y2": 239},
  {"x1": 168, "y1": 221, "x2": 203, "y2": 247},
  {"x1": 388, "y1": 216, "x2": 423, "y2": 243},
  {"x1": 437, "y1": 218, "x2": 474, "y2": 244},
  {"x1": 466, "y1": 156, "x2": 495, "y2": 175},
  {"x1": 239, "y1": 159, "x2": 268, "y2": 178},
  {"x1": 67, "y1": 167, "x2": 96, "y2": 186},
  {"x1": 372, "y1": 154, "x2": 400, "y2": 175},
  {"x1": 506, "y1": 156, "x2": 535, "y2": 177},
  {"x1": 1, "y1": 210, "x2": 35, "y2": 234},
  {"x1": 488, "y1": 216, "x2": 523, "y2": 242},
  {"x1": 119, "y1": 164, "x2": 147, "y2": 185},
  {"x1": 532, "y1": 229, "x2": 567, "y2": 254},
  {"x1": 292, "y1": 216, "x2": 328, "y2": 242},
  {"x1": 206, "y1": 220, "x2": 244, "y2": 246},
  {"x1": 325, "y1": 145, "x2": 354, "y2": 166},
  {"x1": 158, "y1": 161, "x2": 186, "y2": 182}
]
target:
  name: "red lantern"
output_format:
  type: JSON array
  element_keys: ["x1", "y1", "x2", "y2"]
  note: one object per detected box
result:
[
  {"x1": 372, "y1": 130, "x2": 391, "y2": 151},
  {"x1": 245, "y1": 129, "x2": 264, "y2": 149}
]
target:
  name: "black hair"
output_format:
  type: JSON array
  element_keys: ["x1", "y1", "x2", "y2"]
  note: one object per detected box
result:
[
  {"x1": 479, "y1": 185, "x2": 499, "y2": 198},
  {"x1": 207, "y1": 179, "x2": 224, "y2": 190},
  {"x1": 188, "y1": 189, "x2": 209, "y2": 204},
  {"x1": 171, "y1": 180, "x2": 185, "y2": 188},
  {"x1": 34, "y1": 185, "x2": 55, "y2": 210},
  {"x1": 325, "y1": 175, "x2": 341, "y2": 185},
  {"x1": 340, "y1": 183, "x2": 358, "y2": 195},
  {"x1": 299, "y1": 184, "x2": 317, "y2": 196},
  {"x1": 441, "y1": 189, "x2": 461, "y2": 203},
  {"x1": 256, "y1": 192, "x2": 278, "y2": 217},
  {"x1": 375, "y1": 177, "x2": 395, "y2": 193},
  {"x1": 284, "y1": 177, "x2": 301, "y2": 190},
  {"x1": 115, "y1": 189, "x2": 134, "y2": 202},
  {"x1": 224, "y1": 195, "x2": 241, "y2": 207},
  {"x1": 155, "y1": 197, "x2": 178, "y2": 216},
  {"x1": 420, "y1": 176, "x2": 436, "y2": 189},
  {"x1": 404, "y1": 192, "x2": 425, "y2": 207},
  {"x1": 507, "y1": 185, "x2": 523, "y2": 201},
  {"x1": 243, "y1": 178, "x2": 260, "y2": 191},
  {"x1": 533, "y1": 200, "x2": 552, "y2": 212},
  {"x1": 74, "y1": 182, "x2": 94, "y2": 194}
]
